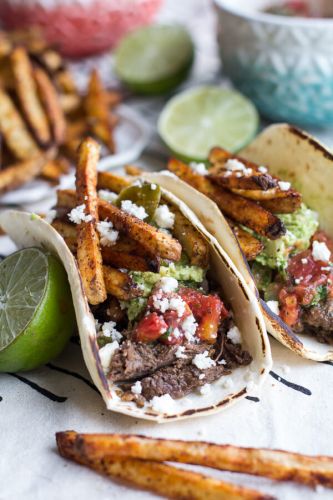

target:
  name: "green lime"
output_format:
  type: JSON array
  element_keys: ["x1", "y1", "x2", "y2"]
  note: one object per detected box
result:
[
  {"x1": 158, "y1": 86, "x2": 259, "y2": 161},
  {"x1": 0, "y1": 248, "x2": 76, "y2": 372},
  {"x1": 114, "y1": 24, "x2": 194, "y2": 95}
]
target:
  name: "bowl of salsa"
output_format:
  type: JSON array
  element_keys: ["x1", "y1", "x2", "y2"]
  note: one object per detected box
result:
[{"x1": 214, "y1": 0, "x2": 333, "y2": 126}]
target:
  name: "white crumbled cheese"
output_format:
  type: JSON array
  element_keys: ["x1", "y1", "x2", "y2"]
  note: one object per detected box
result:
[
  {"x1": 321, "y1": 266, "x2": 332, "y2": 272},
  {"x1": 294, "y1": 278, "x2": 302, "y2": 285},
  {"x1": 226, "y1": 325, "x2": 242, "y2": 345},
  {"x1": 278, "y1": 181, "x2": 291, "y2": 191},
  {"x1": 175, "y1": 345, "x2": 187, "y2": 359},
  {"x1": 173, "y1": 327, "x2": 181, "y2": 338},
  {"x1": 131, "y1": 381, "x2": 142, "y2": 395},
  {"x1": 192, "y1": 351, "x2": 216, "y2": 370},
  {"x1": 151, "y1": 183, "x2": 157, "y2": 190},
  {"x1": 153, "y1": 295, "x2": 170, "y2": 313},
  {"x1": 218, "y1": 359, "x2": 227, "y2": 365},
  {"x1": 225, "y1": 158, "x2": 247, "y2": 172},
  {"x1": 301, "y1": 258, "x2": 308, "y2": 265},
  {"x1": 222, "y1": 378, "x2": 234, "y2": 390},
  {"x1": 101, "y1": 321, "x2": 123, "y2": 342},
  {"x1": 266, "y1": 300, "x2": 280, "y2": 316},
  {"x1": 258, "y1": 165, "x2": 268, "y2": 173},
  {"x1": 189, "y1": 161, "x2": 208, "y2": 176},
  {"x1": 97, "y1": 220, "x2": 119, "y2": 246},
  {"x1": 98, "y1": 189, "x2": 118, "y2": 204},
  {"x1": 44, "y1": 209, "x2": 56, "y2": 224},
  {"x1": 68, "y1": 204, "x2": 93, "y2": 224},
  {"x1": 181, "y1": 314, "x2": 198, "y2": 342},
  {"x1": 153, "y1": 293, "x2": 186, "y2": 318},
  {"x1": 312, "y1": 240, "x2": 331, "y2": 262},
  {"x1": 99, "y1": 341, "x2": 119, "y2": 372},
  {"x1": 158, "y1": 277, "x2": 178, "y2": 293},
  {"x1": 151, "y1": 393, "x2": 175, "y2": 413},
  {"x1": 199, "y1": 373, "x2": 205, "y2": 380},
  {"x1": 168, "y1": 297, "x2": 186, "y2": 317},
  {"x1": 200, "y1": 383, "x2": 211, "y2": 395},
  {"x1": 154, "y1": 205, "x2": 175, "y2": 229},
  {"x1": 121, "y1": 200, "x2": 148, "y2": 220}
]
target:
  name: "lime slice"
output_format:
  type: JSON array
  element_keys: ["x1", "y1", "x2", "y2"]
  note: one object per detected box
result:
[
  {"x1": 114, "y1": 24, "x2": 194, "y2": 95},
  {"x1": 0, "y1": 248, "x2": 76, "y2": 372},
  {"x1": 158, "y1": 86, "x2": 259, "y2": 161}
]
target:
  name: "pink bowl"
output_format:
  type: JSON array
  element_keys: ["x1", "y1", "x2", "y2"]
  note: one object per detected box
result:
[{"x1": 0, "y1": 0, "x2": 163, "y2": 58}]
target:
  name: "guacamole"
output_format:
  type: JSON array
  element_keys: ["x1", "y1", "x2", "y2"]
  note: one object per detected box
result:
[
  {"x1": 255, "y1": 204, "x2": 319, "y2": 273},
  {"x1": 120, "y1": 261, "x2": 205, "y2": 321}
]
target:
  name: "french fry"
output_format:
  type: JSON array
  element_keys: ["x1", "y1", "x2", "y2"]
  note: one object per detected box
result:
[
  {"x1": 227, "y1": 219, "x2": 264, "y2": 261},
  {"x1": 76, "y1": 138, "x2": 106, "y2": 305},
  {"x1": 34, "y1": 66, "x2": 66, "y2": 145},
  {"x1": 98, "y1": 199, "x2": 182, "y2": 261},
  {"x1": 171, "y1": 206, "x2": 210, "y2": 268},
  {"x1": 125, "y1": 164, "x2": 143, "y2": 176},
  {"x1": 56, "y1": 432, "x2": 272, "y2": 500},
  {"x1": 84, "y1": 69, "x2": 115, "y2": 153},
  {"x1": 168, "y1": 158, "x2": 285, "y2": 240},
  {"x1": 40, "y1": 157, "x2": 70, "y2": 183},
  {"x1": 10, "y1": 46, "x2": 51, "y2": 146},
  {"x1": 0, "y1": 88, "x2": 40, "y2": 160},
  {"x1": 97, "y1": 171, "x2": 130, "y2": 193},
  {"x1": 51, "y1": 220, "x2": 77, "y2": 252},
  {"x1": 0, "y1": 155, "x2": 49, "y2": 194},
  {"x1": 103, "y1": 265, "x2": 142, "y2": 300},
  {"x1": 73, "y1": 433, "x2": 333, "y2": 490},
  {"x1": 209, "y1": 170, "x2": 277, "y2": 192}
]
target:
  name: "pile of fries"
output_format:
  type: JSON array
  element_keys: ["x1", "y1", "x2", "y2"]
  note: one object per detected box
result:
[
  {"x1": 168, "y1": 149, "x2": 303, "y2": 261},
  {"x1": 0, "y1": 28, "x2": 121, "y2": 196},
  {"x1": 57, "y1": 431, "x2": 333, "y2": 499},
  {"x1": 53, "y1": 138, "x2": 183, "y2": 307}
]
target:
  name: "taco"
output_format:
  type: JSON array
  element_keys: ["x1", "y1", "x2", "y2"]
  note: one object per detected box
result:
[
  {"x1": 0, "y1": 139, "x2": 270, "y2": 422},
  {"x1": 160, "y1": 123, "x2": 333, "y2": 361}
]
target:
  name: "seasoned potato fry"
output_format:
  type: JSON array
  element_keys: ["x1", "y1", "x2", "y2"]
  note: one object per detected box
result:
[
  {"x1": 97, "y1": 171, "x2": 130, "y2": 194},
  {"x1": 0, "y1": 155, "x2": 47, "y2": 194},
  {"x1": 98, "y1": 199, "x2": 182, "y2": 261},
  {"x1": 51, "y1": 219, "x2": 77, "y2": 252},
  {"x1": 34, "y1": 66, "x2": 66, "y2": 145},
  {"x1": 76, "y1": 138, "x2": 106, "y2": 305},
  {"x1": 56, "y1": 432, "x2": 271, "y2": 500},
  {"x1": 171, "y1": 206, "x2": 209, "y2": 268},
  {"x1": 103, "y1": 265, "x2": 142, "y2": 300},
  {"x1": 10, "y1": 46, "x2": 51, "y2": 146},
  {"x1": 40, "y1": 157, "x2": 70, "y2": 183},
  {"x1": 125, "y1": 164, "x2": 143, "y2": 177},
  {"x1": 74, "y1": 433, "x2": 333, "y2": 490},
  {"x1": 0, "y1": 88, "x2": 40, "y2": 160},
  {"x1": 102, "y1": 247, "x2": 159, "y2": 272},
  {"x1": 227, "y1": 219, "x2": 264, "y2": 261},
  {"x1": 85, "y1": 69, "x2": 115, "y2": 153},
  {"x1": 168, "y1": 158, "x2": 285, "y2": 240},
  {"x1": 209, "y1": 170, "x2": 277, "y2": 192},
  {"x1": 59, "y1": 93, "x2": 81, "y2": 114},
  {"x1": 259, "y1": 191, "x2": 303, "y2": 214},
  {"x1": 209, "y1": 147, "x2": 259, "y2": 172}
]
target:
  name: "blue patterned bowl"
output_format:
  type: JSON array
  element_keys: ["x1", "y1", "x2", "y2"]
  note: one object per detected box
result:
[{"x1": 214, "y1": 0, "x2": 333, "y2": 126}]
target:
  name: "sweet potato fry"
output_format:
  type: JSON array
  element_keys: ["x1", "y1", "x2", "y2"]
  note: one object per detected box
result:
[
  {"x1": 0, "y1": 155, "x2": 48, "y2": 194},
  {"x1": 102, "y1": 265, "x2": 142, "y2": 300},
  {"x1": 171, "y1": 206, "x2": 210, "y2": 268},
  {"x1": 0, "y1": 88, "x2": 40, "y2": 160},
  {"x1": 34, "y1": 66, "x2": 66, "y2": 145},
  {"x1": 10, "y1": 46, "x2": 51, "y2": 146},
  {"x1": 97, "y1": 171, "x2": 130, "y2": 194},
  {"x1": 73, "y1": 433, "x2": 333, "y2": 490},
  {"x1": 76, "y1": 138, "x2": 106, "y2": 305},
  {"x1": 98, "y1": 199, "x2": 182, "y2": 261},
  {"x1": 168, "y1": 158, "x2": 285, "y2": 240},
  {"x1": 85, "y1": 69, "x2": 115, "y2": 153},
  {"x1": 227, "y1": 219, "x2": 264, "y2": 261},
  {"x1": 56, "y1": 432, "x2": 272, "y2": 500}
]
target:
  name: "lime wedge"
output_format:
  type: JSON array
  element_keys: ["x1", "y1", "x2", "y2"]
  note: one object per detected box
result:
[
  {"x1": 114, "y1": 24, "x2": 194, "y2": 95},
  {"x1": 158, "y1": 86, "x2": 259, "y2": 161},
  {"x1": 0, "y1": 248, "x2": 76, "y2": 372}
]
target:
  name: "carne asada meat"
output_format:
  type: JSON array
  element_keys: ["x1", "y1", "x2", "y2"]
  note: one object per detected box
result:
[
  {"x1": 109, "y1": 340, "x2": 210, "y2": 382},
  {"x1": 298, "y1": 299, "x2": 333, "y2": 343}
]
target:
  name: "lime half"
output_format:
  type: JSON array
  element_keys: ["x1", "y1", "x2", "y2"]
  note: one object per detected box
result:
[
  {"x1": 158, "y1": 86, "x2": 259, "y2": 161},
  {"x1": 0, "y1": 248, "x2": 76, "y2": 372},
  {"x1": 114, "y1": 24, "x2": 194, "y2": 95}
]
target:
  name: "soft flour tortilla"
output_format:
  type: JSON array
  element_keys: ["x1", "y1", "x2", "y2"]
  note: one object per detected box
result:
[
  {"x1": 147, "y1": 124, "x2": 333, "y2": 361},
  {"x1": 0, "y1": 188, "x2": 271, "y2": 422}
]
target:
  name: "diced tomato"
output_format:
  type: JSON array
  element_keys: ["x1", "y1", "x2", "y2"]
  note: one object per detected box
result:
[
  {"x1": 179, "y1": 287, "x2": 229, "y2": 343},
  {"x1": 133, "y1": 312, "x2": 168, "y2": 343},
  {"x1": 278, "y1": 289, "x2": 300, "y2": 327}
]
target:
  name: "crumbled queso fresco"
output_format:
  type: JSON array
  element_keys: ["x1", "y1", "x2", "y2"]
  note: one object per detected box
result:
[
  {"x1": 181, "y1": 314, "x2": 198, "y2": 342},
  {"x1": 97, "y1": 220, "x2": 119, "y2": 246},
  {"x1": 278, "y1": 181, "x2": 291, "y2": 191},
  {"x1": 153, "y1": 293, "x2": 186, "y2": 317},
  {"x1": 131, "y1": 381, "x2": 142, "y2": 395},
  {"x1": 175, "y1": 345, "x2": 187, "y2": 359},
  {"x1": 226, "y1": 325, "x2": 242, "y2": 345},
  {"x1": 121, "y1": 200, "x2": 148, "y2": 220},
  {"x1": 225, "y1": 158, "x2": 252, "y2": 175},
  {"x1": 68, "y1": 204, "x2": 93, "y2": 224},
  {"x1": 98, "y1": 189, "x2": 118, "y2": 204},
  {"x1": 99, "y1": 341, "x2": 119, "y2": 372},
  {"x1": 100, "y1": 321, "x2": 123, "y2": 342},
  {"x1": 154, "y1": 205, "x2": 175, "y2": 229},
  {"x1": 192, "y1": 351, "x2": 216, "y2": 370},
  {"x1": 151, "y1": 393, "x2": 175, "y2": 413},
  {"x1": 189, "y1": 161, "x2": 208, "y2": 175},
  {"x1": 158, "y1": 277, "x2": 178, "y2": 293},
  {"x1": 312, "y1": 241, "x2": 331, "y2": 262}
]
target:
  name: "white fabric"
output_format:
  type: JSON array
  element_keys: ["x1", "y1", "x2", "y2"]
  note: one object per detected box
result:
[{"x1": 1, "y1": 0, "x2": 333, "y2": 498}]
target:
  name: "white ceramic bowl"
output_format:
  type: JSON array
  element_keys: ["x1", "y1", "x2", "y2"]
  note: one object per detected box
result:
[{"x1": 214, "y1": 0, "x2": 333, "y2": 126}]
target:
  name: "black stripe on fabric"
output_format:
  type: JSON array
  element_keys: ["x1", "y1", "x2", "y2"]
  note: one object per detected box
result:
[
  {"x1": 8, "y1": 373, "x2": 67, "y2": 402},
  {"x1": 269, "y1": 370, "x2": 311, "y2": 395},
  {"x1": 46, "y1": 363, "x2": 99, "y2": 393},
  {"x1": 245, "y1": 396, "x2": 260, "y2": 403}
]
